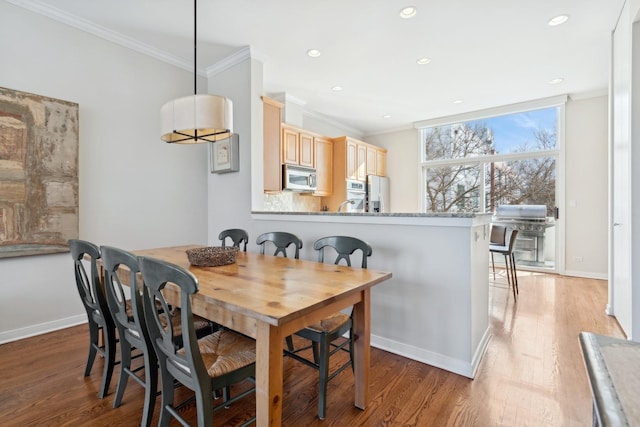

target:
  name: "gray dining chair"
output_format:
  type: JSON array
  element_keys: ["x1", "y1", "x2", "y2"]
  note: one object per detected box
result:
[
  {"x1": 69, "y1": 239, "x2": 116, "y2": 399},
  {"x1": 285, "y1": 235, "x2": 372, "y2": 420},
  {"x1": 218, "y1": 228, "x2": 249, "y2": 252},
  {"x1": 256, "y1": 231, "x2": 303, "y2": 258},
  {"x1": 139, "y1": 256, "x2": 257, "y2": 427},
  {"x1": 101, "y1": 246, "x2": 157, "y2": 427}
]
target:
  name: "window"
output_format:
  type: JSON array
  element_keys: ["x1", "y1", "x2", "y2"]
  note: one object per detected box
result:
[{"x1": 419, "y1": 104, "x2": 561, "y2": 214}]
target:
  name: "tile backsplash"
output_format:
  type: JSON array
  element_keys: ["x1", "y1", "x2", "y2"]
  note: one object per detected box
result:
[{"x1": 263, "y1": 192, "x2": 321, "y2": 212}]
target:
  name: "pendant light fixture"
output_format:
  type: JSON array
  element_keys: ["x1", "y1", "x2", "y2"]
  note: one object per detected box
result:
[{"x1": 160, "y1": 0, "x2": 233, "y2": 143}]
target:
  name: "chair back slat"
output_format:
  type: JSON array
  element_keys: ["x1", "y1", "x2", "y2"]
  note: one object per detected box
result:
[
  {"x1": 256, "y1": 231, "x2": 303, "y2": 259},
  {"x1": 102, "y1": 246, "x2": 146, "y2": 340},
  {"x1": 490, "y1": 224, "x2": 507, "y2": 246},
  {"x1": 313, "y1": 236, "x2": 372, "y2": 268},
  {"x1": 218, "y1": 228, "x2": 249, "y2": 252},
  {"x1": 69, "y1": 240, "x2": 110, "y2": 323}
]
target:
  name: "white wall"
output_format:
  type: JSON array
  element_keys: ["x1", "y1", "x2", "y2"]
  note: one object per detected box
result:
[
  {"x1": 367, "y1": 128, "x2": 421, "y2": 213},
  {"x1": 564, "y1": 96, "x2": 609, "y2": 278},
  {"x1": 0, "y1": 2, "x2": 208, "y2": 342}
]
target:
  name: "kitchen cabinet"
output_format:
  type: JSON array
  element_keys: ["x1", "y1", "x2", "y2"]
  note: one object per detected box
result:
[
  {"x1": 346, "y1": 139, "x2": 357, "y2": 180},
  {"x1": 282, "y1": 124, "x2": 299, "y2": 165},
  {"x1": 366, "y1": 146, "x2": 377, "y2": 177},
  {"x1": 356, "y1": 143, "x2": 367, "y2": 181},
  {"x1": 299, "y1": 131, "x2": 314, "y2": 168},
  {"x1": 376, "y1": 149, "x2": 387, "y2": 176},
  {"x1": 323, "y1": 136, "x2": 387, "y2": 211},
  {"x1": 262, "y1": 96, "x2": 284, "y2": 192},
  {"x1": 314, "y1": 136, "x2": 333, "y2": 196},
  {"x1": 282, "y1": 124, "x2": 315, "y2": 168}
]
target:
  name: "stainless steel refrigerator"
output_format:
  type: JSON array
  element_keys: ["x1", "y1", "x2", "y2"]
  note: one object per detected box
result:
[{"x1": 366, "y1": 175, "x2": 390, "y2": 213}]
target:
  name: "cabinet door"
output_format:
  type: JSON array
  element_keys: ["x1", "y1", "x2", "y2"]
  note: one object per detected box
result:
[
  {"x1": 376, "y1": 149, "x2": 387, "y2": 177},
  {"x1": 346, "y1": 139, "x2": 358, "y2": 180},
  {"x1": 314, "y1": 137, "x2": 333, "y2": 196},
  {"x1": 356, "y1": 143, "x2": 367, "y2": 181},
  {"x1": 366, "y1": 146, "x2": 377, "y2": 177},
  {"x1": 299, "y1": 131, "x2": 315, "y2": 168},
  {"x1": 282, "y1": 125, "x2": 299, "y2": 165},
  {"x1": 262, "y1": 97, "x2": 283, "y2": 192}
]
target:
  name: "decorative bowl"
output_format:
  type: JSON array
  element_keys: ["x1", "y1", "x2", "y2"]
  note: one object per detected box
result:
[{"x1": 185, "y1": 246, "x2": 239, "y2": 267}]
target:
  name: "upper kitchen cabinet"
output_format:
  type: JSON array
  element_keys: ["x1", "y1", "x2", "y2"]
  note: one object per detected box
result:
[
  {"x1": 376, "y1": 149, "x2": 387, "y2": 176},
  {"x1": 314, "y1": 136, "x2": 333, "y2": 196},
  {"x1": 334, "y1": 136, "x2": 387, "y2": 182},
  {"x1": 282, "y1": 124, "x2": 314, "y2": 168},
  {"x1": 262, "y1": 96, "x2": 284, "y2": 192}
]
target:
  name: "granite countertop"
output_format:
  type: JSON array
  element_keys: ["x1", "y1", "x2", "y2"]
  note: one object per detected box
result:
[{"x1": 252, "y1": 210, "x2": 487, "y2": 218}]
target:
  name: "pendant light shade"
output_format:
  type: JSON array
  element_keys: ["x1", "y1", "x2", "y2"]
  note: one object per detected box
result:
[
  {"x1": 160, "y1": 94, "x2": 233, "y2": 143},
  {"x1": 160, "y1": 0, "x2": 233, "y2": 144}
]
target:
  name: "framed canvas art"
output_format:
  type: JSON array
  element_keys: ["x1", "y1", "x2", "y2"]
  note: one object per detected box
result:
[
  {"x1": 211, "y1": 133, "x2": 239, "y2": 173},
  {"x1": 0, "y1": 87, "x2": 79, "y2": 258}
]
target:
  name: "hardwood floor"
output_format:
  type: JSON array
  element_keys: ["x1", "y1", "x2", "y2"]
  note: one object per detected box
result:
[{"x1": 0, "y1": 271, "x2": 623, "y2": 426}]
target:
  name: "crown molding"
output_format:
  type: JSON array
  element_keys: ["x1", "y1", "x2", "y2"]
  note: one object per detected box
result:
[
  {"x1": 569, "y1": 88, "x2": 608, "y2": 101},
  {"x1": 206, "y1": 46, "x2": 251, "y2": 77},
  {"x1": 7, "y1": 0, "x2": 195, "y2": 72}
]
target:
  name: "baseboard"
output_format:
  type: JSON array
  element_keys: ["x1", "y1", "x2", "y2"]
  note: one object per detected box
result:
[
  {"x1": 0, "y1": 315, "x2": 87, "y2": 344},
  {"x1": 563, "y1": 270, "x2": 608, "y2": 280},
  {"x1": 469, "y1": 328, "x2": 491, "y2": 378},
  {"x1": 371, "y1": 332, "x2": 489, "y2": 379}
]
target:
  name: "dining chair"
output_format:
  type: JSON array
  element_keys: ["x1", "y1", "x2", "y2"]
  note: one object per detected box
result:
[
  {"x1": 102, "y1": 246, "x2": 218, "y2": 427},
  {"x1": 101, "y1": 246, "x2": 157, "y2": 426},
  {"x1": 139, "y1": 256, "x2": 256, "y2": 427},
  {"x1": 285, "y1": 235, "x2": 372, "y2": 420},
  {"x1": 490, "y1": 228, "x2": 520, "y2": 299},
  {"x1": 218, "y1": 228, "x2": 249, "y2": 252},
  {"x1": 69, "y1": 239, "x2": 116, "y2": 399},
  {"x1": 256, "y1": 231, "x2": 303, "y2": 258},
  {"x1": 489, "y1": 224, "x2": 507, "y2": 280}
]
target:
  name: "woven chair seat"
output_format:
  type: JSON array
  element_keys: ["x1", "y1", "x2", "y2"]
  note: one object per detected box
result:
[
  {"x1": 306, "y1": 312, "x2": 350, "y2": 333},
  {"x1": 178, "y1": 329, "x2": 256, "y2": 378},
  {"x1": 158, "y1": 308, "x2": 211, "y2": 336}
]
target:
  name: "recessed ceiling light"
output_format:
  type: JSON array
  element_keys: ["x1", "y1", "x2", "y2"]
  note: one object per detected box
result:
[
  {"x1": 331, "y1": 86, "x2": 343, "y2": 92},
  {"x1": 548, "y1": 78, "x2": 564, "y2": 85},
  {"x1": 307, "y1": 49, "x2": 321, "y2": 58},
  {"x1": 453, "y1": 99, "x2": 463, "y2": 104},
  {"x1": 383, "y1": 115, "x2": 392, "y2": 119},
  {"x1": 399, "y1": 6, "x2": 417, "y2": 19},
  {"x1": 416, "y1": 57, "x2": 431, "y2": 65},
  {"x1": 548, "y1": 15, "x2": 569, "y2": 26}
]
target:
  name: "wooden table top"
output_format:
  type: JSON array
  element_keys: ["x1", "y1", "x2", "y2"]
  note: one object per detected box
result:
[{"x1": 133, "y1": 245, "x2": 392, "y2": 328}]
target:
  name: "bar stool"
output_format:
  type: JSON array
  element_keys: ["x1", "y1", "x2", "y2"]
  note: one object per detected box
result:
[{"x1": 490, "y1": 229, "x2": 519, "y2": 299}]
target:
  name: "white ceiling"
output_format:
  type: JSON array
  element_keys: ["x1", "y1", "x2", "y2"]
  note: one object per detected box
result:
[{"x1": 13, "y1": 0, "x2": 624, "y2": 136}]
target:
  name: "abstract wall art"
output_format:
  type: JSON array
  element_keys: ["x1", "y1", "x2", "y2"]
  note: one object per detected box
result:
[{"x1": 0, "y1": 87, "x2": 78, "y2": 258}]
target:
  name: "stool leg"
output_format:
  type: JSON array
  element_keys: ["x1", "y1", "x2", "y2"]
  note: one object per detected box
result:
[
  {"x1": 511, "y1": 252, "x2": 518, "y2": 296},
  {"x1": 503, "y1": 254, "x2": 511, "y2": 287},
  {"x1": 491, "y1": 252, "x2": 496, "y2": 280}
]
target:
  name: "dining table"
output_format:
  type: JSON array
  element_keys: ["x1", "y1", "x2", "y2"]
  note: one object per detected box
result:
[{"x1": 132, "y1": 245, "x2": 392, "y2": 427}]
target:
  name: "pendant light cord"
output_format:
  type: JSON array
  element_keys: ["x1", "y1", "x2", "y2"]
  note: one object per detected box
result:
[{"x1": 193, "y1": 0, "x2": 197, "y2": 95}]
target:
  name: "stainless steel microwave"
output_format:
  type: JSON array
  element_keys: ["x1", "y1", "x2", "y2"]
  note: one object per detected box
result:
[{"x1": 283, "y1": 164, "x2": 317, "y2": 192}]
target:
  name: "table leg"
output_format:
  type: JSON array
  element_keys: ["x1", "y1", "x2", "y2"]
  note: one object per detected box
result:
[
  {"x1": 256, "y1": 321, "x2": 283, "y2": 427},
  {"x1": 352, "y1": 288, "x2": 371, "y2": 410}
]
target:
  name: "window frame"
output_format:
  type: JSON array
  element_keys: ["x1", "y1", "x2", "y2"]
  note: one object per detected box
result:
[{"x1": 416, "y1": 96, "x2": 566, "y2": 214}]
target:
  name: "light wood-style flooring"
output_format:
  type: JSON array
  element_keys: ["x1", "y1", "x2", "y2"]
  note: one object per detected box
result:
[{"x1": 0, "y1": 271, "x2": 624, "y2": 426}]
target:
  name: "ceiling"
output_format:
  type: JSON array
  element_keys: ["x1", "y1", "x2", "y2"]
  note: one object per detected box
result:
[{"x1": 13, "y1": 0, "x2": 624, "y2": 136}]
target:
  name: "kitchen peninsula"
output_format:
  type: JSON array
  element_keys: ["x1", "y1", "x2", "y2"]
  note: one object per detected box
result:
[{"x1": 251, "y1": 210, "x2": 492, "y2": 378}]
